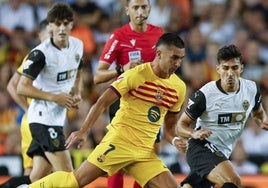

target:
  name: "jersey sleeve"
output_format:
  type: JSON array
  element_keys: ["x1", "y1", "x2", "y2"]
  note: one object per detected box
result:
[
  {"x1": 17, "y1": 55, "x2": 29, "y2": 74},
  {"x1": 99, "y1": 32, "x2": 120, "y2": 64},
  {"x1": 22, "y1": 49, "x2": 46, "y2": 80},
  {"x1": 185, "y1": 90, "x2": 206, "y2": 120},
  {"x1": 252, "y1": 83, "x2": 262, "y2": 111}
]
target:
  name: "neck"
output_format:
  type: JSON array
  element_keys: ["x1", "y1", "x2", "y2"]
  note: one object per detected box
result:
[
  {"x1": 129, "y1": 22, "x2": 147, "y2": 32},
  {"x1": 151, "y1": 61, "x2": 170, "y2": 79}
]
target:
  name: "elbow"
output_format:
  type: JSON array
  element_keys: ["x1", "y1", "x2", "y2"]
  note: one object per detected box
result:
[
  {"x1": 16, "y1": 83, "x2": 25, "y2": 96},
  {"x1": 93, "y1": 76, "x2": 100, "y2": 84}
]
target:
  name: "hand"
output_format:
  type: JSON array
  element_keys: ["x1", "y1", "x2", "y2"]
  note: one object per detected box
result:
[
  {"x1": 173, "y1": 138, "x2": 188, "y2": 153},
  {"x1": 260, "y1": 121, "x2": 268, "y2": 130},
  {"x1": 124, "y1": 60, "x2": 143, "y2": 70},
  {"x1": 70, "y1": 94, "x2": 82, "y2": 109},
  {"x1": 65, "y1": 130, "x2": 87, "y2": 149},
  {"x1": 54, "y1": 93, "x2": 75, "y2": 109},
  {"x1": 191, "y1": 128, "x2": 212, "y2": 140}
]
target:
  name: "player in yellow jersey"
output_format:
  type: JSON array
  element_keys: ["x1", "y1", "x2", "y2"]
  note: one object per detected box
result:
[
  {"x1": 26, "y1": 33, "x2": 188, "y2": 188},
  {"x1": 6, "y1": 19, "x2": 50, "y2": 175}
]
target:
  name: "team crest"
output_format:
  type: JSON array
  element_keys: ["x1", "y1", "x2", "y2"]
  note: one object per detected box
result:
[
  {"x1": 75, "y1": 54, "x2": 80, "y2": 63},
  {"x1": 52, "y1": 139, "x2": 60, "y2": 148},
  {"x1": 155, "y1": 89, "x2": 164, "y2": 101},
  {"x1": 242, "y1": 100, "x2": 249, "y2": 111}
]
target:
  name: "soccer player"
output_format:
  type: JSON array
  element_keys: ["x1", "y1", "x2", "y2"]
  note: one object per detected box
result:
[
  {"x1": 0, "y1": 3, "x2": 83, "y2": 188},
  {"x1": 26, "y1": 33, "x2": 187, "y2": 188},
  {"x1": 93, "y1": 0, "x2": 163, "y2": 187},
  {"x1": 178, "y1": 44, "x2": 268, "y2": 188},
  {"x1": 6, "y1": 19, "x2": 50, "y2": 177}
]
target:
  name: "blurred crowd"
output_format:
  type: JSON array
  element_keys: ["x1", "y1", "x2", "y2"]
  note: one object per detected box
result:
[{"x1": 1, "y1": 0, "x2": 268, "y2": 176}]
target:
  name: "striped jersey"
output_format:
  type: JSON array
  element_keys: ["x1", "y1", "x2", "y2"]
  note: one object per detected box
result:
[
  {"x1": 186, "y1": 78, "x2": 261, "y2": 158},
  {"x1": 22, "y1": 36, "x2": 83, "y2": 126},
  {"x1": 109, "y1": 63, "x2": 186, "y2": 150}
]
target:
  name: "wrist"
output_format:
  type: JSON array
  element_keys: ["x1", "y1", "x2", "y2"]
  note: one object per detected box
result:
[
  {"x1": 171, "y1": 136, "x2": 181, "y2": 146},
  {"x1": 115, "y1": 65, "x2": 124, "y2": 75}
]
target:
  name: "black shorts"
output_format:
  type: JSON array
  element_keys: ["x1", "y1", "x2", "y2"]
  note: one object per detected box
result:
[
  {"x1": 181, "y1": 172, "x2": 213, "y2": 188},
  {"x1": 186, "y1": 138, "x2": 227, "y2": 178},
  {"x1": 27, "y1": 123, "x2": 66, "y2": 158}
]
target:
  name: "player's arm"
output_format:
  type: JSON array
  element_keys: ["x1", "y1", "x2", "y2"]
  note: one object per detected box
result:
[
  {"x1": 164, "y1": 111, "x2": 188, "y2": 153},
  {"x1": 70, "y1": 66, "x2": 83, "y2": 109},
  {"x1": 7, "y1": 72, "x2": 28, "y2": 112},
  {"x1": 17, "y1": 49, "x2": 75, "y2": 109},
  {"x1": 94, "y1": 61, "x2": 119, "y2": 84},
  {"x1": 176, "y1": 90, "x2": 212, "y2": 140},
  {"x1": 251, "y1": 87, "x2": 268, "y2": 130},
  {"x1": 65, "y1": 86, "x2": 119, "y2": 148}
]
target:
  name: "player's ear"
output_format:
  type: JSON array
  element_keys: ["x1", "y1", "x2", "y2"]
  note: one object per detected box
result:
[
  {"x1": 240, "y1": 63, "x2": 244, "y2": 73},
  {"x1": 69, "y1": 21, "x2": 74, "y2": 30},
  {"x1": 216, "y1": 64, "x2": 221, "y2": 74}
]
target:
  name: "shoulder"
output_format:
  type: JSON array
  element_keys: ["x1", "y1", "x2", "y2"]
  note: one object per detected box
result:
[
  {"x1": 147, "y1": 24, "x2": 164, "y2": 34},
  {"x1": 199, "y1": 81, "x2": 217, "y2": 93},
  {"x1": 112, "y1": 24, "x2": 130, "y2": 36},
  {"x1": 69, "y1": 36, "x2": 83, "y2": 46}
]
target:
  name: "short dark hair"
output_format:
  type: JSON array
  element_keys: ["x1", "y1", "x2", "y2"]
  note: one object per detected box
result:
[
  {"x1": 217, "y1": 44, "x2": 242, "y2": 63},
  {"x1": 38, "y1": 19, "x2": 48, "y2": 32},
  {"x1": 156, "y1": 33, "x2": 185, "y2": 49},
  {"x1": 47, "y1": 3, "x2": 74, "y2": 23}
]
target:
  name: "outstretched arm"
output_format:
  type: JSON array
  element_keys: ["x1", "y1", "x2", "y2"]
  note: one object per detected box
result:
[
  {"x1": 7, "y1": 72, "x2": 28, "y2": 112},
  {"x1": 164, "y1": 111, "x2": 188, "y2": 153},
  {"x1": 65, "y1": 87, "x2": 119, "y2": 149},
  {"x1": 177, "y1": 112, "x2": 212, "y2": 140}
]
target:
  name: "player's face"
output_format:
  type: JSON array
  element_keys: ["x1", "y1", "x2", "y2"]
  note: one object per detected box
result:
[
  {"x1": 49, "y1": 19, "x2": 73, "y2": 48},
  {"x1": 126, "y1": 0, "x2": 150, "y2": 25},
  {"x1": 216, "y1": 58, "x2": 244, "y2": 92},
  {"x1": 157, "y1": 45, "x2": 185, "y2": 76}
]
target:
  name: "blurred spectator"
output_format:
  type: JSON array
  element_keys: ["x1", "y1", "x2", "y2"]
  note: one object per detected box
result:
[
  {"x1": 0, "y1": 0, "x2": 35, "y2": 36},
  {"x1": 70, "y1": 9, "x2": 96, "y2": 68},
  {"x1": 241, "y1": 38, "x2": 265, "y2": 84},
  {"x1": 147, "y1": 0, "x2": 172, "y2": 28},
  {"x1": 70, "y1": 0, "x2": 102, "y2": 27},
  {"x1": 241, "y1": 118, "x2": 268, "y2": 167},
  {"x1": 231, "y1": 140, "x2": 259, "y2": 174},
  {"x1": 198, "y1": 1, "x2": 236, "y2": 45},
  {"x1": 90, "y1": 0, "x2": 116, "y2": 16},
  {"x1": 0, "y1": 26, "x2": 30, "y2": 67}
]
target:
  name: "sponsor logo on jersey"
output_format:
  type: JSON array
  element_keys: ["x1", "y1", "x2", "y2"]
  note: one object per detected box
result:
[
  {"x1": 218, "y1": 112, "x2": 246, "y2": 124},
  {"x1": 148, "y1": 106, "x2": 160, "y2": 122},
  {"x1": 57, "y1": 69, "x2": 76, "y2": 82}
]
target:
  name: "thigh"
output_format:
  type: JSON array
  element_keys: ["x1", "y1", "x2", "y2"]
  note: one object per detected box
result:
[
  {"x1": 145, "y1": 171, "x2": 179, "y2": 188},
  {"x1": 45, "y1": 150, "x2": 73, "y2": 171},
  {"x1": 126, "y1": 154, "x2": 171, "y2": 187},
  {"x1": 74, "y1": 160, "x2": 107, "y2": 187},
  {"x1": 206, "y1": 160, "x2": 241, "y2": 187},
  {"x1": 186, "y1": 139, "x2": 227, "y2": 178},
  {"x1": 87, "y1": 136, "x2": 134, "y2": 176},
  {"x1": 30, "y1": 155, "x2": 52, "y2": 182},
  {"x1": 20, "y1": 115, "x2": 33, "y2": 169}
]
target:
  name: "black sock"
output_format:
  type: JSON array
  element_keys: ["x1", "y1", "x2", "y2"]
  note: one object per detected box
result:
[
  {"x1": 222, "y1": 182, "x2": 238, "y2": 188},
  {"x1": 0, "y1": 176, "x2": 31, "y2": 188}
]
